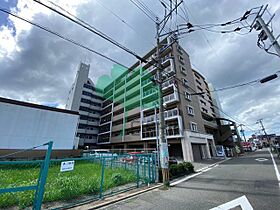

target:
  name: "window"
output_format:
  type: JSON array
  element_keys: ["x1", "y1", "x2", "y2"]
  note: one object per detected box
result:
[
  {"x1": 200, "y1": 100, "x2": 206, "y2": 106},
  {"x1": 187, "y1": 106, "x2": 195, "y2": 116},
  {"x1": 190, "y1": 122, "x2": 198, "y2": 132},
  {"x1": 185, "y1": 91, "x2": 192, "y2": 101},
  {"x1": 181, "y1": 66, "x2": 186, "y2": 75},
  {"x1": 202, "y1": 108, "x2": 208, "y2": 113},
  {"x1": 195, "y1": 79, "x2": 202, "y2": 86},
  {"x1": 182, "y1": 78, "x2": 189, "y2": 87}
]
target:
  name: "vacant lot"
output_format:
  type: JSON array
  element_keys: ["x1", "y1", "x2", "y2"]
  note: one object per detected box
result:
[{"x1": 0, "y1": 161, "x2": 136, "y2": 208}]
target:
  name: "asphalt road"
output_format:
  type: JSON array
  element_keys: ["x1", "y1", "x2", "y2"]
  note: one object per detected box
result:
[{"x1": 102, "y1": 148, "x2": 280, "y2": 210}]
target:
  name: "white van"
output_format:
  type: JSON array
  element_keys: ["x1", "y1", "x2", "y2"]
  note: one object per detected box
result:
[{"x1": 83, "y1": 149, "x2": 117, "y2": 158}]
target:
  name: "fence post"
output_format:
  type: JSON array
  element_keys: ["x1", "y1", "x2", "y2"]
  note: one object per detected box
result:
[
  {"x1": 151, "y1": 155, "x2": 155, "y2": 183},
  {"x1": 99, "y1": 158, "x2": 105, "y2": 199},
  {"x1": 137, "y1": 159, "x2": 140, "y2": 188},
  {"x1": 33, "y1": 141, "x2": 53, "y2": 210},
  {"x1": 148, "y1": 156, "x2": 151, "y2": 184}
]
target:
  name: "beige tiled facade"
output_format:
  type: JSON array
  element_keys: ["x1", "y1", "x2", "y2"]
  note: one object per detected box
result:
[{"x1": 96, "y1": 38, "x2": 220, "y2": 162}]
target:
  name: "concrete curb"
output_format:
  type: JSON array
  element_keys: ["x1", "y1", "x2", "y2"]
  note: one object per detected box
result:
[
  {"x1": 70, "y1": 158, "x2": 231, "y2": 209},
  {"x1": 170, "y1": 158, "x2": 231, "y2": 186},
  {"x1": 70, "y1": 184, "x2": 163, "y2": 210}
]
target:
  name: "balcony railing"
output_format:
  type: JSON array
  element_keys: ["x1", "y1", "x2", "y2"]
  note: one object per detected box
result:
[
  {"x1": 142, "y1": 126, "x2": 180, "y2": 138},
  {"x1": 143, "y1": 89, "x2": 158, "y2": 98},
  {"x1": 162, "y1": 79, "x2": 174, "y2": 89},
  {"x1": 142, "y1": 108, "x2": 179, "y2": 124},
  {"x1": 163, "y1": 92, "x2": 179, "y2": 104}
]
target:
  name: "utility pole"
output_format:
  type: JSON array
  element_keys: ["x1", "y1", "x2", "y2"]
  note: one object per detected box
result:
[
  {"x1": 239, "y1": 124, "x2": 247, "y2": 142},
  {"x1": 154, "y1": 1, "x2": 183, "y2": 188},
  {"x1": 256, "y1": 119, "x2": 270, "y2": 145},
  {"x1": 252, "y1": 5, "x2": 280, "y2": 57},
  {"x1": 154, "y1": 102, "x2": 160, "y2": 169},
  {"x1": 156, "y1": 17, "x2": 169, "y2": 187}
]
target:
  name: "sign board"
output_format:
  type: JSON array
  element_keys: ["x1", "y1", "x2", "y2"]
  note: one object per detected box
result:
[
  {"x1": 60, "y1": 161, "x2": 75, "y2": 172},
  {"x1": 160, "y1": 143, "x2": 169, "y2": 169}
]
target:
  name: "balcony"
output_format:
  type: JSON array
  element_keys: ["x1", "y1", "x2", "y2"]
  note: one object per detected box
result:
[
  {"x1": 142, "y1": 115, "x2": 183, "y2": 139},
  {"x1": 113, "y1": 113, "x2": 124, "y2": 121},
  {"x1": 203, "y1": 119, "x2": 218, "y2": 129},
  {"x1": 112, "y1": 124, "x2": 123, "y2": 132},
  {"x1": 162, "y1": 79, "x2": 175, "y2": 90},
  {"x1": 126, "y1": 74, "x2": 140, "y2": 89},
  {"x1": 79, "y1": 111, "x2": 100, "y2": 118},
  {"x1": 114, "y1": 93, "x2": 124, "y2": 102},
  {"x1": 143, "y1": 89, "x2": 158, "y2": 99},
  {"x1": 124, "y1": 134, "x2": 140, "y2": 142},
  {"x1": 126, "y1": 120, "x2": 141, "y2": 129},
  {"x1": 142, "y1": 100, "x2": 158, "y2": 111},
  {"x1": 111, "y1": 135, "x2": 122, "y2": 143},
  {"x1": 142, "y1": 66, "x2": 156, "y2": 77},
  {"x1": 126, "y1": 84, "x2": 140, "y2": 97},
  {"x1": 163, "y1": 92, "x2": 179, "y2": 105},
  {"x1": 142, "y1": 108, "x2": 179, "y2": 124},
  {"x1": 79, "y1": 119, "x2": 99, "y2": 126}
]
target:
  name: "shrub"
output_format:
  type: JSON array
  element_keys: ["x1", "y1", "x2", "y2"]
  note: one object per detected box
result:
[
  {"x1": 111, "y1": 173, "x2": 123, "y2": 186},
  {"x1": 182, "y1": 162, "x2": 194, "y2": 173},
  {"x1": 169, "y1": 162, "x2": 195, "y2": 179}
]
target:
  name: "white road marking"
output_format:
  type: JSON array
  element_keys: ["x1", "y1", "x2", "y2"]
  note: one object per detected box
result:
[
  {"x1": 209, "y1": 195, "x2": 253, "y2": 210},
  {"x1": 255, "y1": 158, "x2": 268, "y2": 162},
  {"x1": 268, "y1": 149, "x2": 280, "y2": 188},
  {"x1": 170, "y1": 159, "x2": 231, "y2": 186}
]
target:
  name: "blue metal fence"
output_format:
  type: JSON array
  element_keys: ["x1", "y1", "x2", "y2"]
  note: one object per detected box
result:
[
  {"x1": 0, "y1": 141, "x2": 53, "y2": 210},
  {"x1": 0, "y1": 150, "x2": 156, "y2": 209}
]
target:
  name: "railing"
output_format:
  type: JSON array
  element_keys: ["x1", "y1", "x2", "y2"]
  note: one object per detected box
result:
[
  {"x1": 143, "y1": 126, "x2": 180, "y2": 138},
  {"x1": 162, "y1": 79, "x2": 174, "y2": 89},
  {"x1": 143, "y1": 89, "x2": 158, "y2": 98},
  {"x1": 163, "y1": 92, "x2": 178, "y2": 104},
  {"x1": 0, "y1": 152, "x2": 156, "y2": 209},
  {"x1": 142, "y1": 108, "x2": 179, "y2": 124},
  {"x1": 0, "y1": 142, "x2": 53, "y2": 209}
]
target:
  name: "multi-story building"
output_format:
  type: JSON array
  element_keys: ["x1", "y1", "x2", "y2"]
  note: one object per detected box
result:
[
  {"x1": 192, "y1": 70, "x2": 244, "y2": 154},
  {"x1": 97, "y1": 38, "x2": 217, "y2": 162},
  {"x1": 66, "y1": 63, "x2": 103, "y2": 148}
]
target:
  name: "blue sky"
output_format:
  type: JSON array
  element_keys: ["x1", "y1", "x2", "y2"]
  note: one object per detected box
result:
[{"x1": 0, "y1": 0, "x2": 18, "y2": 35}]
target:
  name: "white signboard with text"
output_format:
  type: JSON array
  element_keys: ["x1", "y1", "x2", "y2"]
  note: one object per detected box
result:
[{"x1": 60, "y1": 161, "x2": 75, "y2": 172}]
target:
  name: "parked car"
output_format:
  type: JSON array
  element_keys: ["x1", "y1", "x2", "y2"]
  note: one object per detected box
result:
[
  {"x1": 122, "y1": 152, "x2": 143, "y2": 163},
  {"x1": 242, "y1": 142, "x2": 256, "y2": 152}
]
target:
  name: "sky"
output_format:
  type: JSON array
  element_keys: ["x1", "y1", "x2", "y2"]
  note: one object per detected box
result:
[{"x1": 0, "y1": 0, "x2": 279, "y2": 136}]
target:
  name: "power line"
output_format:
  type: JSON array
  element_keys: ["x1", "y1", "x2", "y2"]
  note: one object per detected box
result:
[
  {"x1": 0, "y1": 8, "x2": 129, "y2": 69},
  {"x1": 135, "y1": 0, "x2": 158, "y2": 19},
  {"x1": 129, "y1": 0, "x2": 157, "y2": 23},
  {"x1": 93, "y1": 0, "x2": 155, "y2": 47},
  {"x1": 33, "y1": 0, "x2": 146, "y2": 63}
]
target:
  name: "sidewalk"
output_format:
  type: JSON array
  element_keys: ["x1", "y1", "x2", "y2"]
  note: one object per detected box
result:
[{"x1": 69, "y1": 158, "x2": 230, "y2": 210}]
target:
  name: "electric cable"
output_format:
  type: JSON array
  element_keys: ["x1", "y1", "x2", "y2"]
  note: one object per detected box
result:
[
  {"x1": 0, "y1": 8, "x2": 129, "y2": 69},
  {"x1": 33, "y1": 0, "x2": 147, "y2": 63}
]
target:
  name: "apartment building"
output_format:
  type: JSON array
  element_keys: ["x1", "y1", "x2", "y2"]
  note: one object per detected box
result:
[
  {"x1": 97, "y1": 38, "x2": 216, "y2": 162},
  {"x1": 192, "y1": 70, "x2": 243, "y2": 153},
  {"x1": 66, "y1": 63, "x2": 103, "y2": 148}
]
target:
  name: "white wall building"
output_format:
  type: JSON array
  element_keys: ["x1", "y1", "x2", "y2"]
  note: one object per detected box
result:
[
  {"x1": 66, "y1": 62, "x2": 103, "y2": 148},
  {"x1": 0, "y1": 97, "x2": 79, "y2": 150}
]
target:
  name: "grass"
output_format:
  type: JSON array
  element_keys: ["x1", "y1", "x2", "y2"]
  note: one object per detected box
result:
[{"x1": 0, "y1": 160, "x2": 137, "y2": 208}]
